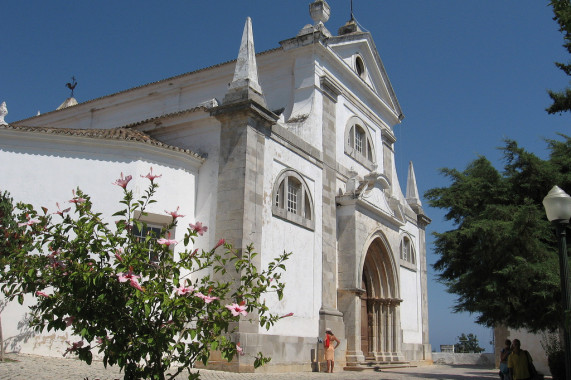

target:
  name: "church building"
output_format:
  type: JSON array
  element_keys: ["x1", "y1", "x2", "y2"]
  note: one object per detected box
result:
[{"x1": 0, "y1": 1, "x2": 431, "y2": 372}]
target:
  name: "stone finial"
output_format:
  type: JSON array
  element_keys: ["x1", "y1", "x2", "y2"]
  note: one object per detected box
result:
[
  {"x1": 406, "y1": 161, "x2": 423, "y2": 210},
  {"x1": 224, "y1": 17, "x2": 264, "y2": 104},
  {"x1": 301, "y1": 0, "x2": 331, "y2": 37},
  {"x1": 0, "y1": 101, "x2": 7, "y2": 125},
  {"x1": 310, "y1": 0, "x2": 330, "y2": 24}
]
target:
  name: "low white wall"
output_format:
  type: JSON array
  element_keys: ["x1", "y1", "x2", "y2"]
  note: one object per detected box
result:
[{"x1": 432, "y1": 353, "x2": 494, "y2": 367}]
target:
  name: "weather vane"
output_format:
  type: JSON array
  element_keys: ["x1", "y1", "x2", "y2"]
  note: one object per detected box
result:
[{"x1": 66, "y1": 76, "x2": 77, "y2": 97}]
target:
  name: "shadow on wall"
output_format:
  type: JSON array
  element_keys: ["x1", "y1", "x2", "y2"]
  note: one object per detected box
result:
[{"x1": 3, "y1": 312, "x2": 36, "y2": 353}]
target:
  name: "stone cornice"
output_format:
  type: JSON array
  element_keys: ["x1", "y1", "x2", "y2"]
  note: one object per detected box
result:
[
  {"x1": 210, "y1": 99, "x2": 279, "y2": 127},
  {"x1": 417, "y1": 214, "x2": 432, "y2": 227},
  {"x1": 336, "y1": 195, "x2": 405, "y2": 227},
  {"x1": 270, "y1": 123, "x2": 323, "y2": 168},
  {"x1": 338, "y1": 287, "x2": 366, "y2": 295},
  {"x1": 381, "y1": 129, "x2": 397, "y2": 145}
]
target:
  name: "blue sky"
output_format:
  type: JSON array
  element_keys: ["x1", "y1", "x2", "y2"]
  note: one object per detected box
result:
[{"x1": 2, "y1": 1, "x2": 569, "y2": 353}]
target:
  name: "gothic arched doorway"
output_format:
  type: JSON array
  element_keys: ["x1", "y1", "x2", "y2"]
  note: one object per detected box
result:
[{"x1": 360, "y1": 236, "x2": 402, "y2": 361}]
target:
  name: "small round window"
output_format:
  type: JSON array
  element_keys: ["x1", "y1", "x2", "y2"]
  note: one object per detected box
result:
[{"x1": 355, "y1": 56, "x2": 365, "y2": 79}]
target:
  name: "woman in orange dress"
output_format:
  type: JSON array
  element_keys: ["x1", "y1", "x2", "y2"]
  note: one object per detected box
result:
[{"x1": 324, "y1": 328, "x2": 340, "y2": 373}]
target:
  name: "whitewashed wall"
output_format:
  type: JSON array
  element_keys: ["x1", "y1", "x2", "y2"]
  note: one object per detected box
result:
[
  {"x1": 260, "y1": 139, "x2": 323, "y2": 337},
  {"x1": 0, "y1": 131, "x2": 201, "y2": 356}
]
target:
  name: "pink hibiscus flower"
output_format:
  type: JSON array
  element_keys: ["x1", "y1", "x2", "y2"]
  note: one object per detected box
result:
[
  {"x1": 129, "y1": 278, "x2": 145, "y2": 292},
  {"x1": 115, "y1": 248, "x2": 124, "y2": 262},
  {"x1": 64, "y1": 316, "x2": 75, "y2": 327},
  {"x1": 141, "y1": 167, "x2": 162, "y2": 183},
  {"x1": 117, "y1": 271, "x2": 140, "y2": 283},
  {"x1": 279, "y1": 312, "x2": 294, "y2": 319},
  {"x1": 69, "y1": 189, "x2": 86, "y2": 204},
  {"x1": 225, "y1": 303, "x2": 248, "y2": 317},
  {"x1": 117, "y1": 269, "x2": 144, "y2": 291},
  {"x1": 157, "y1": 237, "x2": 178, "y2": 246},
  {"x1": 189, "y1": 221, "x2": 208, "y2": 236},
  {"x1": 63, "y1": 340, "x2": 84, "y2": 357},
  {"x1": 49, "y1": 259, "x2": 65, "y2": 269},
  {"x1": 213, "y1": 238, "x2": 225, "y2": 250},
  {"x1": 165, "y1": 206, "x2": 185, "y2": 219},
  {"x1": 113, "y1": 172, "x2": 132, "y2": 189},
  {"x1": 36, "y1": 291, "x2": 49, "y2": 297},
  {"x1": 236, "y1": 342, "x2": 245, "y2": 356},
  {"x1": 95, "y1": 336, "x2": 110, "y2": 345},
  {"x1": 48, "y1": 249, "x2": 61, "y2": 258},
  {"x1": 18, "y1": 214, "x2": 39, "y2": 227},
  {"x1": 53, "y1": 202, "x2": 71, "y2": 216},
  {"x1": 195, "y1": 292, "x2": 219, "y2": 304},
  {"x1": 175, "y1": 284, "x2": 195, "y2": 296},
  {"x1": 157, "y1": 232, "x2": 178, "y2": 246}
]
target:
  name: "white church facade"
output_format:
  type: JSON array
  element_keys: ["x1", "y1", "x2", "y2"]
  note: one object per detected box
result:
[{"x1": 0, "y1": 1, "x2": 431, "y2": 372}]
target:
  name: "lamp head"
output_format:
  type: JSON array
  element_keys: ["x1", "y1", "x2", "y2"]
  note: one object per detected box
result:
[{"x1": 543, "y1": 186, "x2": 571, "y2": 222}]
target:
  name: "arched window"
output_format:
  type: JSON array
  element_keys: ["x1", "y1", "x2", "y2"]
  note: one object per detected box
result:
[
  {"x1": 272, "y1": 169, "x2": 314, "y2": 230},
  {"x1": 400, "y1": 236, "x2": 416, "y2": 266},
  {"x1": 345, "y1": 117, "x2": 375, "y2": 166},
  {"x1": 355, "y1": 55, "x2": 366, "y2": 79}
]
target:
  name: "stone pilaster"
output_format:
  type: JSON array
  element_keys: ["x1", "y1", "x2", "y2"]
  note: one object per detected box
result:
[
  {"x1": 417, "y1": 214, "x2": 432, "y2": 360},
  {"x1": 209, "y1": 17, "x2": 279, "y2": 371},
  {"x1": 210, "y1": 99, "x2": 277, "y2": 372},
  {"x1": 319, "y1": 77, "x2": 344, "y2": 363},
  {"x1": 381, "y1": 129, "x2": 396, "y2": 185}
]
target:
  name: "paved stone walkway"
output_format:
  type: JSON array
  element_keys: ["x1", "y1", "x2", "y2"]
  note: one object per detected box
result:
[{"x1": 0, "y1": 354, "x2": 501, "y2": 379}]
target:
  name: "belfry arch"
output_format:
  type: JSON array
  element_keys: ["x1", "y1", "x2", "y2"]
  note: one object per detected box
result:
[{"x1": 359, "y1": 236, "x2": 403, "y2": 361}]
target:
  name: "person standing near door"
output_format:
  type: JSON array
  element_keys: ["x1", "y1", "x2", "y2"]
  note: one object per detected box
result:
[{"x1": 324, "y1": 328, "x2": 341, "y2": 373}]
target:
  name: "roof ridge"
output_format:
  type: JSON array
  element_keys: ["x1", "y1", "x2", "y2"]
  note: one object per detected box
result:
[{"x1": 15, "y1": 47, "x2": 282, "y2": 124}]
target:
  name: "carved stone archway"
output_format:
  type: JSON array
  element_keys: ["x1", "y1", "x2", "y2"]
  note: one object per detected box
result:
[{"x1": 359, "y1": 236, "x2": 403, "y2": 362}]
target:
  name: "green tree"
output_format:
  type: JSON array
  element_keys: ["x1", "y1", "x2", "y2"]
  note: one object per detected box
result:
[
  {"x1": 0, "y1": 170, "x2": 291, "y2": 380},
  {"x1": 454, "y1": 333, "x2": 485, "y2": 353},
  {"x1": 547, "y1": 0, "x2": 571, "y2": 114},
  {"x1": 425, "y1": 135, "x2": 571, "y2": 332}
]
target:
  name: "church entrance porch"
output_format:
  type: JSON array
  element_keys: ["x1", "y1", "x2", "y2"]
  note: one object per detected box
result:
[
  {"x1": 360, "y1": 238, "x2": 403, "y2": 362},
  {"x1": 339, "y1": 232, "x2": 405, "y2": 366}
]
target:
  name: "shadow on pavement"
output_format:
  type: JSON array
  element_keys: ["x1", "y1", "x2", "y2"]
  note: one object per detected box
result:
[{"x1": 381, "y1": 364, "x2": 498, "y2": 379}]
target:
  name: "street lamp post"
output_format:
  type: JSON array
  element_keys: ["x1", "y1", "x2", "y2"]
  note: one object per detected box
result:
[{"x1": 542, "y1": 185, "x2": 571, "y2": 380}]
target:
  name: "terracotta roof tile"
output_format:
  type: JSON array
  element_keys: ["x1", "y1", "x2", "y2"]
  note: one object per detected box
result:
[
  {"x1": 121, "y1": 105, "x2": 210, "y2": 129},
  {"x1": 0, "y1": 124, "x2": 205, "y2": 162}
]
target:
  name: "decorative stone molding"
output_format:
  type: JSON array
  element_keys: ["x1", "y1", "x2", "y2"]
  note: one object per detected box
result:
[{"x1": 337, "y1": 287, "x2": 366, "y2": 295}]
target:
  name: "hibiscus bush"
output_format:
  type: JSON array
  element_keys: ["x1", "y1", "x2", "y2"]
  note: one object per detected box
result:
[{"x1": 0, "y1": 169, "x2": 290, "y2": 380}]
